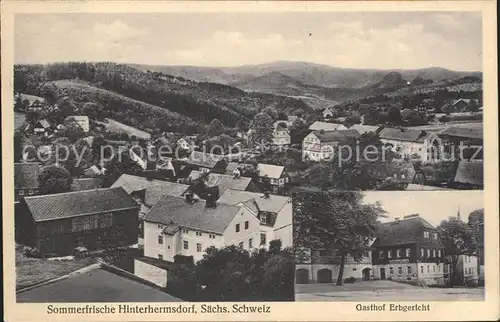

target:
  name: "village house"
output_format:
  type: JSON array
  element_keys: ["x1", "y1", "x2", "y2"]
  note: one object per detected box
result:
[
  {"x1": 371, "y1": 214, "x2": 446, "y2": 286},
  {"x1": 443, "y1": 99, "x2": 478, "y2": 113},
  {"x1": 322, "y1": 107, "x2": 335, "y2": 119},
  {"x1": 295, "y1": 248, "x2": 373, "y2": 284},
  {"x1": 256, "y1": 163, "x2": 289, "y2": 191},
  {"x1": 177, "y1": 137, "x2": 195, "y2": 151},
  {"x1": 17, "y1": 261, "x2": 181, "y2": 302},
  {"x1": 379, "y1": 127, "x2": 439, "y2": 161},
  {"x1": 217, "y1": 189, "x2": 293, "y2": 248},
  {"x1": 26, "y1": 119, "x2": 51, "y2": 135},
  {"x1": 83, "y1": 164, "x2": 105, "y2": 177},
  {"x1": 272, "y1": 127, "x2": 291, "y2": 148},
  {"x1": 451, "y1": 255, "x2": 479, "y2": 285},
  {"x1": 437, "y1": 124, "x2": 483, "y2": 161},
  {"x1": 15, "y1": 187, "x2": 139, "y2": 256},
  {"x1": 308, "y1": 121, "x2": 347, "y2": 132},
  {"x1": 185, "y1": 151, "x2": 227, "y2": 173},
  {"x1": 14, "y1": 162, "x2": 40, "y2": 202},
  {"x1": 302, "y1": 129, "x2": 361, "y2": 161},
  {"x1": 65, "y1": 115, "x2": 90, "y2": 132},
  {"x1": 273, "y1": 120, "x2": 293, "y2": 130},
  {"x1": 188, "y1": 170, "x2": 252, "y2": 198},
  {"x1": 142, "y1": 194, "x2": 261, "y2": 263}
]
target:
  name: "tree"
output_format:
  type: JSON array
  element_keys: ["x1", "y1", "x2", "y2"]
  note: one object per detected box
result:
[
  {"x1": 206, "y1": 118, "x2": 224, "y2": 137},
  {"x1": 14, "y1": 130, "x2": 27, "y2": 162},
  {"x1": 438, "y1": 217, "x2": 476, "y2": 286},
  {"x1": 262, "y1": 106, "x2": 278, "y2": 120},
  {"x1": 438, "y1": 115, "x2": 451, "y2": 124},
  {"x1": 387, "y1": 105, "x2": 403, "y2": 125},
  {"x1": 468, "y1": 100, "x2": 479, "y2": 114},
  {"x1": 249, "y1": 112, "x2": 274, "y2": 148},
  {"x1": 58, "y1": 120, "x2": 85, "y2": 143},
  {"x1": 294, "y1": 191, "x2": 386, "y2": 285},
  {"x1": 38, "y1": 165, "x2": 73, "y2": 195},
  {"x1": 468, "y1": 209, "x2": 484, "y2": 281},
  {"x1": 102, "y1": 151, "x2": 143, "y2": 187}
]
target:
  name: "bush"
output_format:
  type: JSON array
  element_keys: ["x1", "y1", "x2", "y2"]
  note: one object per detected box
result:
[{"x1": 344, "y1": 277, "x2": 356, "y2": 283}]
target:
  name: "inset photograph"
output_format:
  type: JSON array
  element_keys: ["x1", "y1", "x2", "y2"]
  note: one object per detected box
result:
[{"x1": 294, "y1": 190, "x2": 484, "y2": 301}]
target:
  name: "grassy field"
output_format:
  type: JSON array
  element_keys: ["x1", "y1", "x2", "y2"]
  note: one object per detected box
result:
[
  {"x1": 97, "y1": 118, "x2": 151, "y2": 140},
  {"x1": 16, "y1": 248, "x2": 95, "y2": 290}
]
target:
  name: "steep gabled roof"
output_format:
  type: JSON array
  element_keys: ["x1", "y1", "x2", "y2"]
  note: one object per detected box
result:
[
  {"x1": 23, "y1": 187, "x2": 138, "y2": 222},
  {"x1": 142, "y1": 182, "x2": 191, "y2": 207},
  {"x1": 14, "y1": 163, "x2": 40, "y2": 189},
  {"x1": 143, "y1": 195, "x2": 241, "y2": 234},
  {"x1": 186, "y1": 151, "x2": 225, "y2": 169},
  {"x1": 257, "y1": 163, "x2": 285, "y2": 179},
  {"x1": 372, "y1": 216, "x2": 444, "y2": 248}
]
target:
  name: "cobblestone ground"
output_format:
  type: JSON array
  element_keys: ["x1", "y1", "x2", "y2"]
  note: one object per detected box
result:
[{"x1": 295, "y1": 280, "x2": 485, "y2": 301}]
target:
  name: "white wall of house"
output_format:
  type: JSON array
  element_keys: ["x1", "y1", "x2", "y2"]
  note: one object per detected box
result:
[
  {"x1": 457, "y1": 255, "x2": 479, "y2": 278},
  {"x1": 295, "y1": 263, "x2": 373, "y2": 283},
  {"x1": 222, "y1": 207, "x2": 261, "y2": 251},
  {"x1": 302, "y1": 132, "x2": 339, "y2": 162},
  {"x1": 272, "y1": 130, "x2": 291, "y2": 146},
  {"x1": 373, "y1": 263, "x2": 421, "y2": 281},
  {"x1": 134, "y1": 259, "x2": 168, "y2": 288},
  {"x1": 380, "y1": 139, "x2": 428, "y2": 160}
]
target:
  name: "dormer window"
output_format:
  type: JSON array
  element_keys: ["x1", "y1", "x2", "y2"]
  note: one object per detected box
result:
[
  {"x1": 388, "y1": 250, "x2": 392, "y2": 258},
  {"x1": 379, "y1": 251, "x2": 385, "y2": 259},
  {"x1": 260, "y1": 213, "x2": 268, "y2": 224},
  {"x1": 396, "y1": 249, "x2": 402, "y2": 258},
  {"x1": 405, "y1": 248, "x2": 411, "y2": 257},
  {"x1": 424, "y1": 231, "x2": 430, "y2": 238}
]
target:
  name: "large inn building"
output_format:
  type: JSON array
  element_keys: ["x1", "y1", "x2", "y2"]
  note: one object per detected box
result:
[{"x1": 295, "y1": 214, "x2": 477, "y2": 286}]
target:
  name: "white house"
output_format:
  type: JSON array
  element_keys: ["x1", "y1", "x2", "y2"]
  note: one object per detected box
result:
[
  {"x1": 308, "y1": 121, "x2": 347, "y2": 132},
  {"x1": 218, "y1": 189, "x2": 293, "y2": 248},
  {"x1": 302, "y1": 130, "x2": 360, "y2": 161},
  {"x1": 177, "y1": 138, "x2": 194, "y2": 151},
  {"x1": 142, "y1": 194, "x2": 261, "y2": 263},
  {"x1": 379, "y1": 127, "x2": 438, "y2": 161},
  {"x1": 271, "y1": 128, "x2": 291, "y2": 148},
  {"x1": 65, "y1": 115, "x2": 90, "y2": 132},
  {"x1": 256, "y1": 163, "x2": 289, "y2": 188},
  {"x1": 322, "y1": 107, "x2": 335, "y2": 119}
]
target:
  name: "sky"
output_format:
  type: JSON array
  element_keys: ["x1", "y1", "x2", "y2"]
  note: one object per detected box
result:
[
  {"x1": 15, "y1": 12, "x2": 482, "y2": 71},
  {"x1": 362, "y1": 190, "x2": 484, "y2": 226}
]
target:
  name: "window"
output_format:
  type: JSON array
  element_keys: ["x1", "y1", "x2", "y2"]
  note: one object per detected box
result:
[
  {"x1": 424, "y1": 231, "x2": 430, "y2": 238},
  {"x1": 427, "y1": 249, "x2": 431, "y2": 257},
  {"x1": 197, "y1": 243, "x2": 202, "y2": 252},
  {"x1": 260, "y1": 233, "x2": 266, "y2": 245},
  {"x1": 405, "y1": 248, "x2": 411, "y2": 257},
  {"x1": 438, "y1": 265, "x2": 441, "y2": 273},
  {"x1": 396, "y1": 249, "x2": 402, "y2": 258},
  {"x1": 420, "y1": 249, "x2": 424, "y2": 257},
  {"x1": 19, "y1": 190, "x2": 24, "y2": 196},
  {"x1": 427, "y1": 266, "x2": 430, "y2": 273},
  {"x1": 245, "y1": 221, "x2": 249, "y2": 230},
  {"x1": 379, "y1": 251, "x2": 385, "y2": 259},
  {"x1": 249, "y1": 238, "x2": 253, "y2": 248},
  {"x1": 438, "y1": 249, "x2": 442, "y2": 257},
  {"x1": 183, "y1": 241, "x2": 188, "y2": 250},
  {"x1": 236, "y1": 224, "x2": 240, "y2": 233},
  {"x1": 238, "y1": 242, "x2": 243, "y2": 248},
  {"x1": 158, "y1": 235, "x2": 163, "y2": 244},
  {"x1": 158, "y1": 254, "x2": 163, "y2": 260},
  {"x1": 433, "y1": 249, "x2": 436, "y2": 258},
  {"x1": 433, "y1": 266, "x2": 435, "y2": 273},
  {"x1": 209, "y1": 234, "x2": 216, "y2": 239},
  {"x1": 183, "y1": 229, "x2": 189, "y2": 234},
  {"x1": 260, "y1": 213, "x2": 268, "y2": 225},
  {"x1": 157, "y1": 224, "x2": 163, "y2": 229},
  {"x1": 433, "y1": 233, "x2": 438, "y2": 240},
  {"x1": 28, "y1": 190, "x2": 34, "y2": 195},
  {"x1": 196, "y1": 231, "x2": 203, "y2": 237},
  {"x1": 389, "y1": 267, "x2": 394, "y2": 275},
  {"x1": 388, "y1": 250, "x2": 392, "y2": 258},
  {"x1": 444, "y1": 265, "x2": 449, "y2": 274},
  {"x1": 397, "y1": 267, "x2": 402, "y2": 275},
  {"x1": 407, "y1": 266, "x2": 412, "y2": 275},
  {"x1": 420, "y1": 266, "x2": 424, "y2": 273}
]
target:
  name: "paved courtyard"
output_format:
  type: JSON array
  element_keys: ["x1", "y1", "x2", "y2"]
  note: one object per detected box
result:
[{"x1": 295, "y1": 280, "x2": 485, "y2": 301}]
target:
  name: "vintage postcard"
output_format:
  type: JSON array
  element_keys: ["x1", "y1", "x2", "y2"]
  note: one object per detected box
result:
[{"x1": 2, "y1": 1, "x2": 498, "y2": 321}]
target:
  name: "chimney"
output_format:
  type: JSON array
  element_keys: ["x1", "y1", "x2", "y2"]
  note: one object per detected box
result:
[
  {"x1": 404, "y1": 214, "x2": 420, "y2": 219},
  {"x1": 205, "y1": 199, "x2": 217, "y2": 208},
  {"x1": 262, "y1": 192, "x2": 270, "y2": 199},
  {"x1": 185, "y1": 191, "x2": 194, "y2": 204}
]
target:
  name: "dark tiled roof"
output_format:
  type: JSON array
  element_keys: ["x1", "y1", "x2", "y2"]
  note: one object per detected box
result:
[
  {"x1": 379, "y1": 128, "x2": 430, "y2": 142},
  {"x1": 14, "y1": 163, "x2": 40, "y2": 189},
  {"x1": 454, "y1": 161, "x2": 483, "y2": 185},
  {"x1": 186, "y1": 151, "x2": 225, "y2": 169},
  {"x1": 70, "y1": 178, "x2": 104, "y2": 192},
  {"x1": 438, "y1": 126, "x2": 483, "y2": 140},
  {"x1": 24, "y1": 187, "x2": 138, "y2": 222},
  {"x1": 144, "y1": 195, "x2": 241, "y2": 234},
  {"x1": 16, "y1": 264, "x2": 181, "y2": 302},
  {"x1": 312, "y1": 129, "x2": 361, "y2": 143},
  {"x1": 373, "y1": 216, "x2": 445, "y2": 248}
]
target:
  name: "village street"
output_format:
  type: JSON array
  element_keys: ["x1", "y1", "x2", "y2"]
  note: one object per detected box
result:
[{"x1": 295, "y1": 280, "x2": 484, "y2": 301}]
